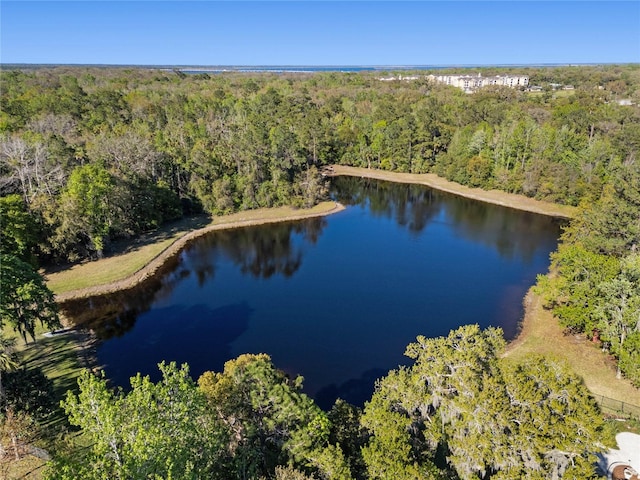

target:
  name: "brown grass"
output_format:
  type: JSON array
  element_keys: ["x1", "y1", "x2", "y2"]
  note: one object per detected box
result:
[
  {"x1": 504, "y1": 290, "x2": 640, "y2": 406},
  {"x1": 330, "y1": 165, "x2": 576, "y2": 219}
]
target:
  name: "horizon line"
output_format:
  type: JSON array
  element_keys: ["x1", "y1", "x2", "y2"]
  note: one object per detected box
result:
[{"x1": 3, "y1": 62, "x2": 639, "y2": 69}]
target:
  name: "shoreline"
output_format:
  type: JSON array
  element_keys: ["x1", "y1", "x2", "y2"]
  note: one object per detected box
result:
[
  {"x1": 52, "y1": 201, "x2": 345, "y2": 303},
  {"x1": 504, "y1": 290, "x2": 640, "y2": 405},
  {"x1": 328, "y1": 165, "x2": 576, "y2": 219},
  {"x1": 51, "y1": 167, "x2": 572, "y2": 303},
  {"x1": 336, "y1": 167, "x2": 638, "y2": 403},
  {"x1": 47, "y1": 168, "x2": 639, "y2": 406}
]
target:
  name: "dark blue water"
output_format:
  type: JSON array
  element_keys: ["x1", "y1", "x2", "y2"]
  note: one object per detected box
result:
[{"x1": 65, "y1": 177, "x2": 562, "y2": 408}]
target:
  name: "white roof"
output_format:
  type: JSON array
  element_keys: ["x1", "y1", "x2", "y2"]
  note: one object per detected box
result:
[
  {"x1": 599, "y1": 432, "x2": 640, "y2": 477},
  {"x1": 617, "y1": 432, "x2": 640, "y2": 471}
]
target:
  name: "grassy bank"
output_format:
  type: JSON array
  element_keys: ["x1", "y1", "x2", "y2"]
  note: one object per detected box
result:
[
  {"x1": 46, "y1": 201, "x2": 343, "y2": 299},
  {"x1": 504, "y1": 290, "x2": 640, "y2": 407},
  {"x1": 330, "y1": 165, "x2": 576, "y2": 219},
  {"x1": 9, "y1": 202, "x2": 344, "y2": 477},
  {"x1": 43, "y1": 172, "x2": 637, "y2": 406},
  {"x1": 43, "y1": 215, "x2": 213, "y2": 295},
  {"x1": 46, "y1": 169, "x2": 573, "y2": 299},
  {"x1": 9, "y1": 171, "x2": 639, "y2": 477}
]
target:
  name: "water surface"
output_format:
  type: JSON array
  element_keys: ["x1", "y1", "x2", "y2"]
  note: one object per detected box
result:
[{"x1": 64, "y1": 177, "x2": 562, "y2": 408}]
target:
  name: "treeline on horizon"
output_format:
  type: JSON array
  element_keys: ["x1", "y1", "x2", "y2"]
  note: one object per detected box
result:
[
  {"x1": 1, "y1": 64, "x2": 639, "y2": 477},
  {"x1": 1, "y1": 64, "x2": 638, "y2": 262}
]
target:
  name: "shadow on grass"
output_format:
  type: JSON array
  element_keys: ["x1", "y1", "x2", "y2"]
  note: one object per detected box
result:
[
  {"x1": 110, "y1": 214, "x2": 213, "y2": 257},
  {"x1": 19, "y1": 333, "x2": 88, "y2": 432},
  {"x1": 42, "y1": 214, "x2": 213, "y2": 274},
  {"x1": 4, "y1": 333, "x2": 96, "y2": 478}
]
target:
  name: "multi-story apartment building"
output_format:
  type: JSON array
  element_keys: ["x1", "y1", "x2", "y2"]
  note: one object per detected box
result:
[{"x1": 427, "y1": 73, "x2": 529, "y2": 93}]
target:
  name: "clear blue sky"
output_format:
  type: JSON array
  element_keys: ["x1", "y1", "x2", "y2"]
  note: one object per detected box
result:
[{"x1": 2, "y1": 1, "x2": 639, "y2": 65}]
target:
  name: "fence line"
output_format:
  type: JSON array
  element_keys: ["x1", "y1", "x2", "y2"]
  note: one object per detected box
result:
[{"x1": 595, "y1": 395, "x2": 640, "y2": 420}]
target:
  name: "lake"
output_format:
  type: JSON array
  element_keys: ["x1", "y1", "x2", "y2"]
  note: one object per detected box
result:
[{"x1": 63, "y1": 176, "x2": 563, "y2": 409}]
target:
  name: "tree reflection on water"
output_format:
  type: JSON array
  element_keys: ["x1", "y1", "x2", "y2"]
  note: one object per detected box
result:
[
  {"x1": 60, "y1": 217, "x2": 327, "y2": 340},
  {"x1": 60, "y1": 176, "x2": 561, "y2": 406}
]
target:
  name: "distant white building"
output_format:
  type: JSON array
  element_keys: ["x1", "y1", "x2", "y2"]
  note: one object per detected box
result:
[{"x1": 427, "y1": 73, "x2": 529, "y2": 93}]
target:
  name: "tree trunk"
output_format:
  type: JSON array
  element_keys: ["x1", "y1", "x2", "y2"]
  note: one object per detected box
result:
[
  {"x1": 11, "y1": 432, "x2": 19, "y2": 461},
  {"x1": 617, "y1": 329, "x2": 626, "y2": 380}
]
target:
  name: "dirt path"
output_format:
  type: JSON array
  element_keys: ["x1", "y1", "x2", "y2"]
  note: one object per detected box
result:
[{"x1": 329, "y1": 165, "x2": 576, "y2": 219}]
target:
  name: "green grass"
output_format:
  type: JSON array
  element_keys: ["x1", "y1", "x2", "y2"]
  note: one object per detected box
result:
[
  {"x1": 4, "y1": 202, "x2": 342, "y2": 479},
  {"x1": 45, "y1": 202, "x2": 341, "y2": 296},
  {"x1": 5, "y1": 324, "x2": 87, "y2": 429},
  {"x1": 20, "y1": 335, "x2": 86, "y2": 415},
  {"x1": 608, "y1": 416, "x2": 640, "y2": 435},
  {"x1": 1, "y1": 454, "x2": 48, "y2": 479},
  {"x1": 525, "y1": 89, "x2": 575, "y2": 98},
  {"x1": 44, "y1": 214, "x2": 213, "y2": 294},
  {"x1": 552, "y1": 89, "x2": 576, "y2": 98},
  {"x1": 2, "y1": 327, "x2": 87, "y2": 480},
  {"x1": 23, "y1": 197, "x2": 627, "y2": 477}
]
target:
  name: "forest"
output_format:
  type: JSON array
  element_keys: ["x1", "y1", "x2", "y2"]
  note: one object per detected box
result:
[
  {"x1": 1, "y1": 64, "x2": 639, "y2": 478},
  {"x1": 1, "y1": 65, "x2": 638, "y2": 261}
]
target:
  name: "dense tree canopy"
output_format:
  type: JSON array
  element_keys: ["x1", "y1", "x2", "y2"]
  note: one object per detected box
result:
[
  {"x1": 1, "y1": 65, "x2": 638, "y2": 262},
  {"x1": 48, "y1": 358, "x2": 351, "y2": 480},
  {"x1": 44, "y1": 330, "x2": 607, "y2": 479},
  {"x1": 1, "y1": 64, "x2": 637, "y2": 475},
  {"x1": 0, "y1": 194, "x2": 38, "y2": 262},
  {"x1": 198, "y1": 353, "x2": 351, "y2": 479},
  {"x1": 48, "y1": 362, "x2": 225, "y2": 480},
  {"x1": 537, "y1": 161, "x2": 640, "y2": 385},
  {"x1": 362, "y1": 325, "x2": 606, "y2": 480}
]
